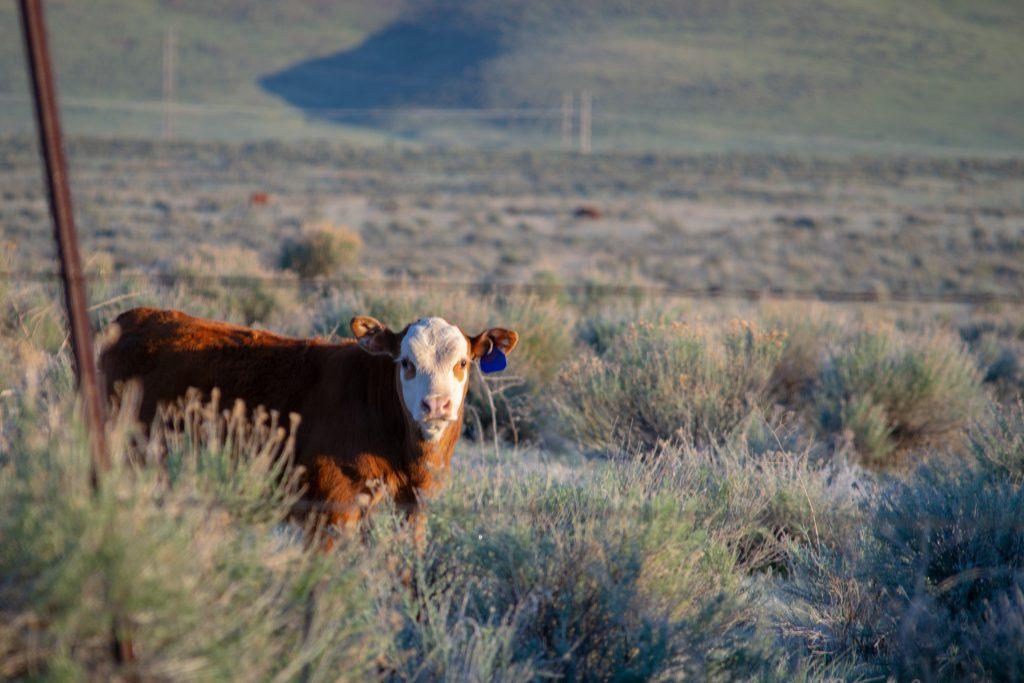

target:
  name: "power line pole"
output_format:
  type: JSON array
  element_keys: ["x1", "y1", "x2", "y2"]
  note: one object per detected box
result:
[
  {"x1": 560, "y1": 91, "x2": 574, "y2": 150},
  {"x1": 579, "y1": 89, "x2": 592, "y2": 155},
  {"x1": 162, "y1": 26, "x2": 176, "y2": 140}
]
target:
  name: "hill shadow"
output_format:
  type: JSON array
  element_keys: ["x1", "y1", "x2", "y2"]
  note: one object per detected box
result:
[{"x1": 260, "y1": 10, "x2": 504, "y2": 120}]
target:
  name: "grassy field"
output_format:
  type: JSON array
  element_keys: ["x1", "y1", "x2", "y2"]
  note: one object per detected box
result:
[
  {"x1": 3, "y1": 137, "x2": 1024, "y2": 301},
  {"x1": 1, "y1": 1, "x2": 1024, "y2": 152},
  {"x1": 3, "y1": 265, "x2": 1024, "y2": 680},
  {"x1": 2, "y1": 135, "x2": 1024, "y2": 679}
]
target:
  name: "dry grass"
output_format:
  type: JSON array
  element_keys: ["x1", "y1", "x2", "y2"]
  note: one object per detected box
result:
[
  {"x1": 278, "y1": 221, "x2": 363, "y2": 279},
  {"x1": 1, "y1": 271, "x2": 1022, "y2": 678},
  {"x1": 2, "y1": 136, "x2": 1023, "y2": 679},
  {"x1": 552, "y1": 318, "x2": 786, "y2": 451}
]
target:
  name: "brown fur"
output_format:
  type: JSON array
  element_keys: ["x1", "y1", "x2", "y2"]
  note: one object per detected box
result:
[{"x1": 99, "y1": 307, "x2": 482, "y2": 538}]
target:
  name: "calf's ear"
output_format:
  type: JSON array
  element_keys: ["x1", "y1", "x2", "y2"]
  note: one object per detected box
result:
[
  {"x1": 351, "y1": 316, "x2": 400, "y2": 357},
  {"x1": 469, "y1": 328, "x2": 520, "y2": 360}
]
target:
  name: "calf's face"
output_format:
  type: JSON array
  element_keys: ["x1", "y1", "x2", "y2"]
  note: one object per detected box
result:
[{"x1": 351, "y1": 315, "x2": 518, "y2": 441}]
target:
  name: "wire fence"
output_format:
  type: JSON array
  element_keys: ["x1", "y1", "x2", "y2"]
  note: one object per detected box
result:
[
  {"x1": 5, "y1": 91, "x2": 996, "y2": 156},
  {"x1": 2, "y1": 268, "x2": 1023, "y2": 306},
  {"x1": 0, "y1": 93, "x2": 570, "y2": 121}
]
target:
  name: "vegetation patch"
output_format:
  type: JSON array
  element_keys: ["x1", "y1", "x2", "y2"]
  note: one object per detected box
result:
[
  {"x1": 1, "y1": 255, "x2": 1021, "y2": 678},
  {"x1": 278, "y1": 222, "x2": 363, "y2": 279},
  {"x1": 553, "y1": 318, "x2": 786, "y2": 451},
  {"x1": 782, "y1": 450, "x2": 1024, "y2": 680},
  {"x1": 812, "y1": 327, "x2": 983, "y2": 467}
]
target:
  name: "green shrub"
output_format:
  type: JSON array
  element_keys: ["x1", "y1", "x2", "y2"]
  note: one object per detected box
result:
[
  {"x1": 0, "y1": 394, "x2": 381, "y2": 680},
  {"x1": 0, "y1": 278, "x2": 66, "y2": 353},
  {"x1": 169, "y1": 245, "x2": 299, "y2": 325},
  {"x1": 778, "y1": 543, "x2": 888, "y2": 678},
  {"x1": 765, "y1": 316, "x2": 837, "y2": 406},
  {"x1": 870, "y1": 468, "x2": 1024, "y2": 677},
  {"x1": 879, "y1": 470, "x2": 1024, "y2": 612},
  {"x1": 959, "y1": 318, "x2": 1024, "y2": 402},
  {"x1": 382, "y1": 459, "x2": 780, "y2": 681},
  {"x1": 960, "y1": 584, "x2": 1024, "y2": 682},
  {"x1": 680, "y1": 442, "x2": 861, "y2": 573},
  {"x1": 576, "y1": 312, "x2": 630, "y2": 355},
  {"x1": 969, "y1": 401, "x2": 1024, "y2": 483},
  {"x1": 553, "y1": 318, "x2": 787, "y2": 452},
  {"x1": 782, "y1": 447, "x2": 1024, "y2": 680},
  {"x1": 812, "y1": 328, "x2": 983, "y2": 468},
  {"x1": 278, "y1": 222, "x2": 362, "y2": 278}
]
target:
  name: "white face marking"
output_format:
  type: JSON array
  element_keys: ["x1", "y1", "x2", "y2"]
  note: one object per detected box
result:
[{"x1": 398, "y1": 317, "x2": 471, "y2": 441}]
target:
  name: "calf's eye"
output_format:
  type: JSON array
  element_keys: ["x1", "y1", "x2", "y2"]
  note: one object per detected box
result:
[{"x1": 400, "y1": 359, "x2": 416, "y2": 378}]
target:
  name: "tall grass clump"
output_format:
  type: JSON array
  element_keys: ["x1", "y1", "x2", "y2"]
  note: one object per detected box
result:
[
  {"x1": 674, "y1": 441, "x2": 863, "y2": 573},
  {"x1": 763, "y1": 314, "x2": 840, "y2": 407},
  {"x1": 0, "y1": 389, "x2": 382, "y2": 680},
  {"x1": 278, "y1": 221, "x2": 363, "y2": 279},
  {"x1": 968, "y1": 401, "x2": 1024, "y2": 483},
  {"x1": 167, "y1": 245, "x2": 299, "y2": 325},
  {"x1": 812, "y1": 327, "x2": 983, "y2": 467},
  {"x1": 786, "y1": 467, "x2": 1024, "y2": 680},
  {"x1": 781, "y1": 406, "x2": 1024, "y2": 679},
  {"x1": 381, "y1": 458, "x2": 783, "y2": 681},
  {"x1": 553, "y1": 318, "x2": 787, "y2": 452},
  {"x1": 0, "y1": 287, "x2": 68, "y2": 355},
  {"x1": 871, "y1": 467, "x2": 1024, "y2": 679}
]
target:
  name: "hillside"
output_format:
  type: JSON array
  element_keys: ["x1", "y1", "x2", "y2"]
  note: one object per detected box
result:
[{"x1": 1, "y1": 0, "x2": 1023, "y2": 152}]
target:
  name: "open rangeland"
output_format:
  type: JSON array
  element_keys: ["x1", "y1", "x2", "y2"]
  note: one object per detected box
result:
[{"x1": 2, "y1": 137, "x2": 1024, "y2": 680}]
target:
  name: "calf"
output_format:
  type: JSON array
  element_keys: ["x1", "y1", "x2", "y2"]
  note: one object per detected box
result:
[{"x1": 99, "y1": 307, "x2": 518, "y2": 538}]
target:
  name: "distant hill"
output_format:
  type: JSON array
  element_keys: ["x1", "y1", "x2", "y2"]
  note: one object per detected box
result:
[{"x1": 2, "y1": 0, "x2": 1023, "y2": 152}]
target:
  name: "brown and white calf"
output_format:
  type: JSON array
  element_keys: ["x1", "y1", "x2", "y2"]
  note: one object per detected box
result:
[{"x1": 99, "y1": 307, "x2": 518, "y2": 539}]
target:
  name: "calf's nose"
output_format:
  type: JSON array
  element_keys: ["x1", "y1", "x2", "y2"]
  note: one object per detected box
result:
[{"x1": 421, "y1": 395, "x2": 452, "y2": 418}]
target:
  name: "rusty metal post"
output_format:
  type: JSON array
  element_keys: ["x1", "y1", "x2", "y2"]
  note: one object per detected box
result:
[
  {"x1": 18, "y1": 0, "x2": 109, "y2": 483},
  {"x1": 18, "y1": 0, "x2": 131, "y2": 665}
]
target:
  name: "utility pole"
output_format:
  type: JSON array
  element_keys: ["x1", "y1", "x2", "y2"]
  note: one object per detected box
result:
[
  {"x1": 579, "y1": 89, "x2": 592, "y2": 155},
  {"x1": 162, "y1": 26, "x2": 176, "y2": 140},
  {"x1": 560, "y1": 91, "x2": 574, "y2": 150}
]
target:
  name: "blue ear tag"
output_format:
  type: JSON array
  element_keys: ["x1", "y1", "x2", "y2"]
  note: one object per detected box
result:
[{"x1": 479, "y1": 348, "x2": 507, "y2": 374}]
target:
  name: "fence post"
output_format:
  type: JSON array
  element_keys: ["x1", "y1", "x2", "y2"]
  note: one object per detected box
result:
[
  {"x1": 18, "y1": 2, "x2": 135, "y2": 664},
  {"x1": 579, "y1": 90, "x2": 592, "y2": 154},
  {"x1": 162, "y1": 25, "x2": 177, "y2": 140},
  {"x1": 18, "y1": 0, "x2": 109, "y2": 483},
  {"x1": 561, "y1": 91, "x2": 574, "y2": 150}
]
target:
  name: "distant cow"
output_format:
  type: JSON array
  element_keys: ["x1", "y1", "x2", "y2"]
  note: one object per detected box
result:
[
  {"x1": 99, "y1": 308, "x2": 518, "y2": 540},
  {"x1": 573, "y1": 205, "x2": 603, "y2": 220}
]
